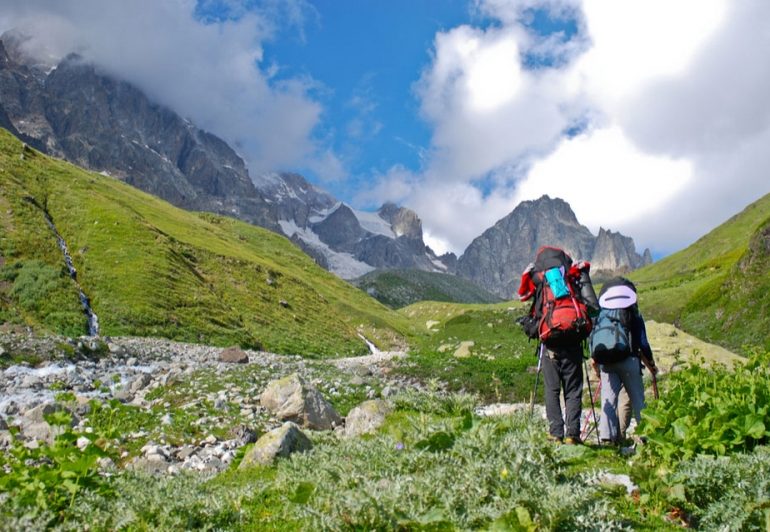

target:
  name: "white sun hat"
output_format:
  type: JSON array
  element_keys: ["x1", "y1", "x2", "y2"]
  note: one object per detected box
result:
[{"x1": 598, "y1": 285, "x2": 637, "y2": 309}]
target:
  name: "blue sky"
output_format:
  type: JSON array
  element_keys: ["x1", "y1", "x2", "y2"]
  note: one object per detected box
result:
[
  {"x1": 2, "y1": 0, "x2": 770, "y2": 257},
  {"x1": 257, "y1": 0, "x2": 478, "y2": 199}
]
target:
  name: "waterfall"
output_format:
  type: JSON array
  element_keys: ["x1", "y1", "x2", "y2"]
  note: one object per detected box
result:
[{"x1": 27, "y1": 198, "x2": 100, "y2": 336}]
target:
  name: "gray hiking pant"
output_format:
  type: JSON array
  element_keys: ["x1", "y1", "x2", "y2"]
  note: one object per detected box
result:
[
  {"x1": 599, "y1": 356, "x2": 645, "y2": 442},
  {"x1": 541, "y1": 344, "x2": 584, "y2": 440}
]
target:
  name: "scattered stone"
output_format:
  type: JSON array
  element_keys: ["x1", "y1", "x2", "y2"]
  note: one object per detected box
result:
[
  {"x1": 453, "y1": 341, "x2": 475, "y2": 358},
  {"x1": 239, "y1": 422, "x2": 312, "y2": 468},
  {"x1": 127, "y1": 458, "x2": 169, "y2": 475},
  {"x1": 345, "y1": 399, "x2": 391, "y2": 437},
  {"x1": 129, "y1": 373, "x2": 152, "y2": 393},
  {"x1": 230, "y1": 424, "x2": 258, "y2": 445},
  {"x1": 593, "y1": 472, "x2": 640, "y2": 496},
  {"x1": 0, "y1": 417, "x2": 7, "y2": 431},
  {"x1": 219, "y1": 346, "x2": 249, "y2": 364},
  {"x1": 260, "y1": 373, "x2": 341, "y2": 430}
]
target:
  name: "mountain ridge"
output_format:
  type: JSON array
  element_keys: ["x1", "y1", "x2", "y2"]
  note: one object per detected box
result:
[{"x1": 456, "y1": 195, "x2": 651, "y2": 297}]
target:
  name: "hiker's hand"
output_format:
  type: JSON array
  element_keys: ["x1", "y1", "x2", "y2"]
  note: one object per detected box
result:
[
  {"x1": 523, "y1": 262, "x2": 535, "y2": 274},
  {"x1": 573, "y1": 260, "x2": 590, "y2": 271},
  {"x1": 643, "y1": 360, "x2": 658, "y2": 376}
]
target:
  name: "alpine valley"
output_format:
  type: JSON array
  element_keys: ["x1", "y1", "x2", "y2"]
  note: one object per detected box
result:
[
  {"x1": 0, "y1": 31, "x2": 648, "y2": 295},
  {"x1": 1, "y1": 28, "x2": 769, "y2": 532}
]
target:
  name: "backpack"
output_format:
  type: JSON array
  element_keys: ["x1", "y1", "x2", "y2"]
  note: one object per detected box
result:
[
  {"x1": 590, "y1": 277, "x2": 638, "y2": 364},
  {"x1": 590, "y1": 307, "x2": 632, "y2": 364},
  {"x1": 525, "y1": 247, "x2": 592, "y2": 347}
]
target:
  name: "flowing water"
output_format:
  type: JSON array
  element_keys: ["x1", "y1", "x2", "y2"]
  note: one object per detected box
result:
[{"x1": 31, "y1": 200, "x2": 100, "y2": 336}]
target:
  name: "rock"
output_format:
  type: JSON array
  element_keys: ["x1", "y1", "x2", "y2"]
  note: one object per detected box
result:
[
  {"x1": 23, "y1": 403, "x2": 60, "y2": 424},
  {"x1": 23, "y1": 422, "x2": 64, "y2": 444},
  {"x1": 127, "y1": 458, "x2": 169, "y2": 475},
  {"x1": 345, "y1": 400, "x2": 391, "y2": 437},
  {"x1": 260, "y1": 373, "x2": 342, "y2": 430},
  {"x1": 230, "y1": 424, "x2": 258, "y2": 445},
  {"x1": 239, "y1": 422, "x2": 312, "y2": 468},
  {"x1": 0, "y1": 417, "x2": 7, "y2": 431},
  {"x1": 593, "y1": 472, "x2": 640, "y2": 496},
  {"x1": 129, "y1": 373, "x2": 153, "y2": 394},
  {"x1": 97, "y1": 457, "x2": 115, "y2": 470},
  {"x1": 219, "y1": 346, "x2": 249, "y2": 364},
  {"x1": 453, "y1": 341, "x2": 475, "y2": 358},
  {"x1": 350, "y1": 376, "x2": 365, "y2": 386}
]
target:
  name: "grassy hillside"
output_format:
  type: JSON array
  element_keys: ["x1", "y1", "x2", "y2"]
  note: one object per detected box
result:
[
  {"x1": 352, "y1": 268, "x2": 502, "y2": 308},
  {"x1": 0, "y1": 129, "x2": 416, "y2": 356},
  {"x1": 631, "y1": 192, "x2": 770, "y2": 352}
]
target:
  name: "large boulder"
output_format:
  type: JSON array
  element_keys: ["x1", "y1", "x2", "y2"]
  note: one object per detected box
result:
[
  {"x1": 239, "y1": 422, "x2": 312, "y2": 468},
  {"x1": 219, "y1": 346, "x2": 249, "y2": 364},
  {"x1": 345, "y1": 399, "x2": 391, "y2": 438},
  {"x1": 260, "y1": 374, "x2": 342, "y2": 430}
]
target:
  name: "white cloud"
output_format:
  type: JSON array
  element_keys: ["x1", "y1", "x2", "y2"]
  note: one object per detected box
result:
[
  {"x1": 369, "y1": 0, "x2": 770, "y2": 258},
  {"x1": 0, "y1": 0, "x2": 335, "y2": 178},
  {"x1": 513, "y1": 126, "x2": 693, "y2": 247}
]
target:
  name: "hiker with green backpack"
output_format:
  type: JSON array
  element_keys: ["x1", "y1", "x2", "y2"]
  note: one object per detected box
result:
[
  {"x1": 517, "y1": 247, "x2": 599, "y2": 444},
  {"x1": 589, "y1": 277, "x2": 658, "y2": 445}
]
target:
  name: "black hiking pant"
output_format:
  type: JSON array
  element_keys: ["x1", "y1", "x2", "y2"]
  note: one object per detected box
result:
[{"x1": 541, "y1": 344, "x2": 584, "y2": 440}]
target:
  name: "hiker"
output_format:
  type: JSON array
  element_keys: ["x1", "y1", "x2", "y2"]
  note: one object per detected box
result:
[
  {"x1": 590, "y1": 277, "x2": 657, "y2": 444},
  {"x1": 518, "y1": 247, "x2": 598, "y2": 444}
]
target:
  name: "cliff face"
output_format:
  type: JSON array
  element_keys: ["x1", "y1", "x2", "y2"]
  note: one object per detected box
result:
[
  {"x1": 0, "y1": 38, "x2": 277, "y2": 229},
  {"x1": 0, "y1": 33, "x2": 454, "y2": 279},
  {"x1": 456, "y1": 196, "x2": 651, "y2": 298}
]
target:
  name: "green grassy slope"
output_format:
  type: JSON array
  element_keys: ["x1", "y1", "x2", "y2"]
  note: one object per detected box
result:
[
  {"x1": 351, "y1": 268, "x2": 502, "y2": 308},
  {"x1": 395, "y1": 300, "x2": 538, "y2": 402},
  {"x1": 631, "y1": 192, "x2": 770, "y2": 351},
  {"x1": 0, "y1": 129, "x2": 416, "y2": 356}
]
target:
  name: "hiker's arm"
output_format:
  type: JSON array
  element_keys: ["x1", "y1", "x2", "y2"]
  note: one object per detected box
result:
[{"x1": 631, "y1": 310, "x2": 657, "y2": 371}]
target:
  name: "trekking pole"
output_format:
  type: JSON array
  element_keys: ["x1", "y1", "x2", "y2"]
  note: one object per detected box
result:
[
  {"x1": 529, "y1": 343, "x2": 542, "y2": 415},
  {"x1": 580, "y1": 379, "x2": 601, "y2": 441},
  {"x1": 583, "y1": 359, "x2": 601, "y2": 445},
  {"x1": 651, "y1": 372, "x2": 659, "y2": 400}
]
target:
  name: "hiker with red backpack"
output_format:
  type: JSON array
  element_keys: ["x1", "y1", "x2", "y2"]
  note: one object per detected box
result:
[
  {"x1": 589, "y1": 277, "x2": 658, "y2": 445},
  {"x1": 517, "y1": 247, "x2": 599, "y2": 444}
]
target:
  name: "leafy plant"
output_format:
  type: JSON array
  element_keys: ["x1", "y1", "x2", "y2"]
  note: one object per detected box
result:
[
  {"x1": 0, "y1": 410, "x2": 114, "y2": 523},
  {"x1": 639, "y1": 350, "x2": 770, "y2": 462}
]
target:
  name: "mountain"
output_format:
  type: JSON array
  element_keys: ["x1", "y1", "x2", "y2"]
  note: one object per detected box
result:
[
  {"x1": 351, "y1": 269, "x2": 502, "y2": 309},
  {"x1": 0, "y1": 128, "x2": 414, "y2": 355},
  {"x1": 456, "y1": 195, "x2": 651, "y2": 298},
  {"x1": 0, "y1": 33, "x2": 452, "y2": 280},
  {"x1": 631, "y1": 191, "x2": 770, "y2": 351}
]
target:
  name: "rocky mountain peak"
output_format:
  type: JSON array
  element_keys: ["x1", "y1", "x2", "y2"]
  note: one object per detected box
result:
[
  {"x1": 456, "y1": 197, "x2": 651, "y2": 298},
  {"x1": 378, "y1": 202, "x2": 422, "y2": 240},
  {"x1": 591, "y1": 227, "x2": 652, "y2": 273},
  {"x1": 311, "y1": 204, "x2": 365, "y2": 250}
]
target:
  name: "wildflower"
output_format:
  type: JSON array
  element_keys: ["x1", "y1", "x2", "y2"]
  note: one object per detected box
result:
[
  {"x1": 395, "y1": 442, "x2": 404, "y2": 451},
  {"x1": 501, "y1": 467, "x2": 509, "y2": 479}
]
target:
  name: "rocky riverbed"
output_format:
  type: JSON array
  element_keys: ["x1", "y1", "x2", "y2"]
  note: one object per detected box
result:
[{"x1": 0, "y1": 328, "x2": 419, "y2": 475}]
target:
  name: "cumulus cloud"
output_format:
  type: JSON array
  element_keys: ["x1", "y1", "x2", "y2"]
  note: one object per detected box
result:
[
  {"x1": 369, "y1": 0, "x2": 770, "y2": 257},
  {"x1": 0, "y1": 0, "x2": 337, "y2": 178}
]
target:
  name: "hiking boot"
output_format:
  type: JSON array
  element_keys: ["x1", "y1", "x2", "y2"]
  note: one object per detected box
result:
[
  {"x1": 599, "y1": 438, "x2": 619, "y2": 447},
  {"x1": 546, "y1": 434, "x2": 563, "y2": 444},
  {"x1": 564, "y1": 437, "x2": 582, "y2": 445}
]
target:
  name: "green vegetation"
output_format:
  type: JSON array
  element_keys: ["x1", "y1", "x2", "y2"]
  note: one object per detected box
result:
[
  {"x1": 639, "y1": 350, "x2": 770, "y2": 461},
  {"x1": 352, "y1": 268, "x2": 502, "y2": 308},
  {"x1": 0, "y1": 129, "x2": 415, "y2": 356},
  {"x1": 395, "y1": 300, "x2": 539, "y2": 402},
  {"x1": 631, "y1": 191, "x2": 770, "y2": 352}
]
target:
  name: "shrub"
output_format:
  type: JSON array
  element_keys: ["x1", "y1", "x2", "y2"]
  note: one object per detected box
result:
[{"x1": 639, "y1": 350, "x2": 770, "y2": 462}]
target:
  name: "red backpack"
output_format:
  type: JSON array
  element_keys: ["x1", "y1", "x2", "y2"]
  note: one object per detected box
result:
[{"x1": 521, "y1": 247, "x2": 592, "y2": 347}]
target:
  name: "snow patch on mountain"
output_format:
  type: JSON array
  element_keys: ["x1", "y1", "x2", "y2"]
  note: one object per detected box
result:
[{"x1": 278, "y1": 219, "x2": 375, "y2": 279}]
